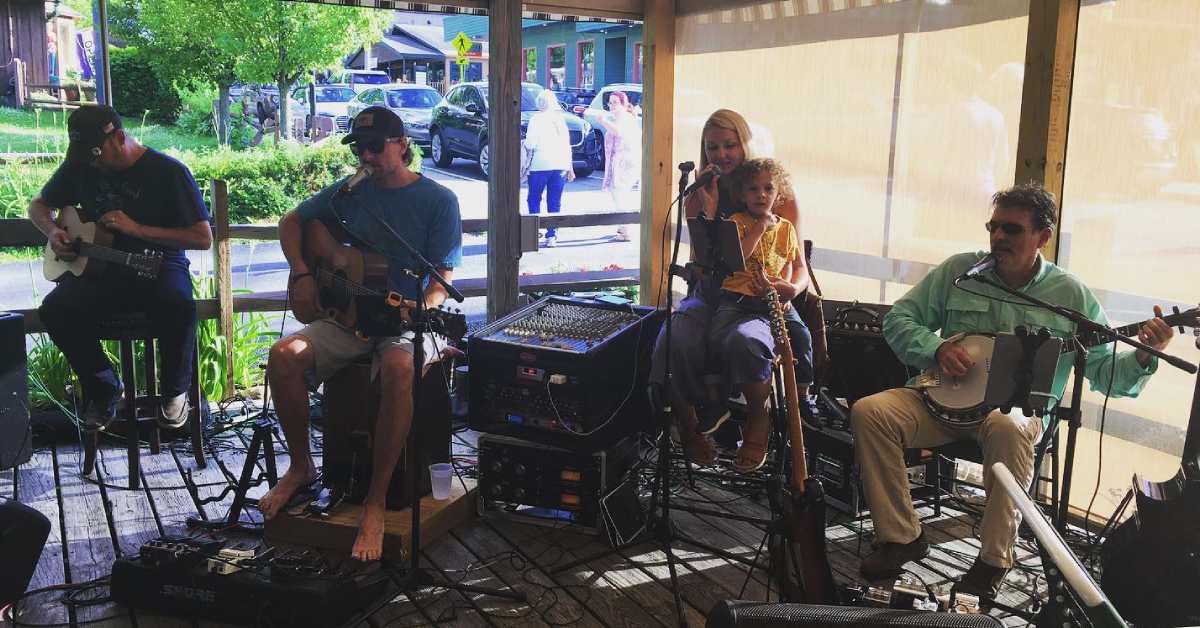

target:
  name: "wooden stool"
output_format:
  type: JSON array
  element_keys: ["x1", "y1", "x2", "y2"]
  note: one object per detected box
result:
[
  {"x1": 321, "y1": 356, "x2": 453, "y2": 509},
  {"x1": 81, "y1": 312, "x2": 205, "y2": 489}
]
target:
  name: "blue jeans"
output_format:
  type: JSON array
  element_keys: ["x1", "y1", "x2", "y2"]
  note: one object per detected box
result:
[{"x1": 528, "y1": 170, "x2": 566, "y2": 237}]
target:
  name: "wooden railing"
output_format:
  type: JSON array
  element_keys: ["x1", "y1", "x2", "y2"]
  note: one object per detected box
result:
[{"x1": 2, "y1": 180, "x2": 642, "y2": 387}]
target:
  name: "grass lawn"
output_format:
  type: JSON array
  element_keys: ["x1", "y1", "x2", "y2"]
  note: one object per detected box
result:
[{"x1": 0, "y1": 106, "x2": 218, "y2": 154}]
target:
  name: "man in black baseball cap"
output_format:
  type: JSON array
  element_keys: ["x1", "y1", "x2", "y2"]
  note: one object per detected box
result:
[
  {"x1": 28, "y1": 103, "x2": 212, "y2": 433},
  {"x1": 64, "y1": 104, "x2": 124, "y2": 167},
  {"x1": 341, "y1": 105, "x2": 414, "y2": 165},
  {"x1": 262, "y1": 103, "x2": 464, "y2": 563}
]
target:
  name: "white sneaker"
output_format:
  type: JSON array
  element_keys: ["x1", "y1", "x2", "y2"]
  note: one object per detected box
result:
[
  {"x1": 545, "y1": 236, "x2": 558, "y2": 247},
  {"x1": 158, "y1": 392, "x2": 190, "y2": 429}
]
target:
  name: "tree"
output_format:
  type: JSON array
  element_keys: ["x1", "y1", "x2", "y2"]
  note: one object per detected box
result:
[
  {"x1": 218, "y1": 0, "x2": 387, "y2": 142},
  {"x1": 122, "y1": 0, "x2": 244, "y2": 145}
]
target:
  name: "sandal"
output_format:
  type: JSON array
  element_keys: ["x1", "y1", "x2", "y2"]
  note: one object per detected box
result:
[
  {"x1": 733, "y1": 419, "x2": 771, "y2": 474},
  {"x1": 681, "y1": 432, "x2": 718, "y2": 466}
]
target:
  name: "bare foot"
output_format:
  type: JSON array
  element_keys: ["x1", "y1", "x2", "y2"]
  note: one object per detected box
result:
[
  {"x1": 258, "y1": 464, "x2": 317, "y2": 520},
  {"x1": 351, "y1": 503, "x2": 386, "y2": 562}
]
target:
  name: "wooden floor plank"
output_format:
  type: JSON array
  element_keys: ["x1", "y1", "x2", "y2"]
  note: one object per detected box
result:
[
  {"x1": 10, "y1": 446, "x2": 67, "y2": 627},
  {"x1": 54, "y1": 437, "x2": 128, "y2": 627},
  {"x1": 450, "y1": 520, "x2": 603, "y2": 628},
  {"x1": 486, "y1": 516, "x2": 698, "y2": 628},
  {"x1": 420, "y1": 531, "x2": 553, "y2": 627}
]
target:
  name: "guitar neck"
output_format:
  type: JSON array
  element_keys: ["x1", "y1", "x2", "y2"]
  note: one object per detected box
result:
[
  {"x1": 764, "y1": 287, "x2": 810, "y2": 491},
  {"x1": 76, "y1": 241, "x2": 145, "y2": 268}
]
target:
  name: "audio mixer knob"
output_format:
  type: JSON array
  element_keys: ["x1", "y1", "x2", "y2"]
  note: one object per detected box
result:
[
  {"x1": 513, "y1": 487, "x2": 526, "y2": 499},
  {"x1": 490, "y1": 484, "x2": 504, "y2": 496},
  {"x1": 491, "y1": 461, "x2": 503, "y2": 472},
  {"x1": 514, "y1": 464, "x2": 526, "y2": 475}
]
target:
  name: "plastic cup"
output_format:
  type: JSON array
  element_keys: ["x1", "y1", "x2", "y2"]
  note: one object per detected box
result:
[{"x1": 429, "y1": 463, "x2": 454, "y2": 500}]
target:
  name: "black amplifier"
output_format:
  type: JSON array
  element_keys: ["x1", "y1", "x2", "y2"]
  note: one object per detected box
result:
[
  {"x1": 477, "y1": 433, "x2": 643, "y2": 544},
  {"x1": 468, "y1": 296, "x2": 663, "y2": 452},
  {"x1": 805, "y1": 421, "x2": 938, "y2": 515},
  {"x1": 109, "y1": 538, "x2": 389, "y2": 626},
  {"x1": 821, "y1": 300, "x2": 913, "y2": 406}
]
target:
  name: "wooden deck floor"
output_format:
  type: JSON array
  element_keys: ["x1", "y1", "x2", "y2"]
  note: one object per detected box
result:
[{"x1": 1, "y1": 413, "x2": 1048, "y2": 628}]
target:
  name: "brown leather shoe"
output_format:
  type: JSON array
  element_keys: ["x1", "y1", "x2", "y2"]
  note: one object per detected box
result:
[
  {"x1": 952, "y1": 558, "x2": 1009, "y2": 599},
  {"x1": 860, "y1": 530, "x2": 929, "y2": 580}
]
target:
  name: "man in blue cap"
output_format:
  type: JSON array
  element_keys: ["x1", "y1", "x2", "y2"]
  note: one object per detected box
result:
[{"x1": 259, "y1": 106, "x2": 462, "y2": 562}]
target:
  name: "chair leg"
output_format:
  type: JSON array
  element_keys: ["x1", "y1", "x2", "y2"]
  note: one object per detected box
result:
[
  {"x1": 120, "y1": 339, "x2": 141, "y2": 490},
  {"x1": 189, "y1": 357, "x2": 205, "y2": 468},
  {"x1": 81, "y1": 430, "x2": 98, "y2": 475},
  {"x1": 144, "y1": 339, "x2": 161, "y2": 455},
  {"x1": 931, "y1": 450, "x2": 943, "y2": 517}
]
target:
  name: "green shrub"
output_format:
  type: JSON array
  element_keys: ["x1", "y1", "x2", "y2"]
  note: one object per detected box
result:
[
  {"x1": 176, "y1": 84, "x2": 218, "y2": 138},
  {"x1": 110, "y1": 47, "x2": 182, "y2": 124},
  {"x1": 27, "y1": 333, "x2": 77, "y2": 411}
]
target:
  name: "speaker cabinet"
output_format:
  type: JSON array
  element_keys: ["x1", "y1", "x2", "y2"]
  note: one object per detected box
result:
[{"x1": 0, "y1": 312, "x2": 31, "y2": 470}]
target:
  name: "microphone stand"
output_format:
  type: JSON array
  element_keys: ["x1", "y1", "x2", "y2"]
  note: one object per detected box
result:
[
  {"x1": 959, "y1": 270, "x2": 1196, "y2": 530},
  {"x1": 550, "y1": 163, "x2": 749, "y2": 627},
  {"x1": 345, "y1": 205, "x2": 525, "y2": 615}
]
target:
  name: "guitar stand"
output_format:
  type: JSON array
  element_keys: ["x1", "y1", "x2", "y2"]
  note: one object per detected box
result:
[{"x1": 185, "y1": 421, "x2": 279, "y2": 531}]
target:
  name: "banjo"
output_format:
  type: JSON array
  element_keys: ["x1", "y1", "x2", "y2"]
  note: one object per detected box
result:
[{"x1": 916, "y1": 305, "x2": 1199, "y2": 428}]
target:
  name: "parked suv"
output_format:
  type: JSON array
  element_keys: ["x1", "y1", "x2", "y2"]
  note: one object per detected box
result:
[{"x1": 429, "y1": 82, "x2": 601, "y2": 178}]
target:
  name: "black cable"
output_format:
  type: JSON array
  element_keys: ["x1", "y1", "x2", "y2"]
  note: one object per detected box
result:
[{"x1": 1082, "y1": 338, "x2": 1119, "y2": 549}]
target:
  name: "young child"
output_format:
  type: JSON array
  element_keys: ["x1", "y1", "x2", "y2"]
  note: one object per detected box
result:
[{"x1": 706, "y1": 158, "x2": 813, "y2": 473}]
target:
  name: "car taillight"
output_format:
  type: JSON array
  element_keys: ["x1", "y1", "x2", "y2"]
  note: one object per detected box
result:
[{"x1": 572, "y1": 105, "x2": 585, "y2": 115}]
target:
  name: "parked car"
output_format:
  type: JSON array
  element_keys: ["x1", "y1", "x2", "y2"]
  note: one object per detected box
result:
[
  {"x1": 346, "y1": 84, "x2": 442, "y2": 145},
  {"x1": 288, "y1": 84, "x2": 356, "y2": 133},
  {"x1": 583, "y1": 83, "x2": 643, "y2": 165},
  {"x1": 429, "y1": 82, "x2": 602, "y2": 178},
  {"x1": 327, "y1": 69, "x2": 392, "y2": 93},
  {"x1": 552, "y1": 88, "x2": 596, "y2": 117}
]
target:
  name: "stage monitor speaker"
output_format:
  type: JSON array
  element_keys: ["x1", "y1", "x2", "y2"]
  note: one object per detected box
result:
[
  {"x1": 707, "y1": 601, "x2": 1003, "y2": 628},
  {"x1": 1, "y1": 312, "x2": 32, "y2": 470}
]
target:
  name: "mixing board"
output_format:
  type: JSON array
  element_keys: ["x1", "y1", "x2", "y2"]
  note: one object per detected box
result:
[
  {"x1": 468, "y1": 296, "x2": 663, "y2": 452},
  {"x1": 477, "y1": 300, "x2": 644, "y2": 353}
]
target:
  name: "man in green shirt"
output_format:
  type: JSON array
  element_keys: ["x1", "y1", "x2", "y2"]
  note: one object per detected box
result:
[{"x1": 852, "y1": 183, "x2": 1174, "y2": 598}]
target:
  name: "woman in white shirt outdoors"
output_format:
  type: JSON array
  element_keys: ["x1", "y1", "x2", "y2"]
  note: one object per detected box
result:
[
  {"x1": 524, "y1": 90, "x2": 575, "y2": 247},
  {"x1": 600, "y1": 90, "x2": 642, "y2": 242}
]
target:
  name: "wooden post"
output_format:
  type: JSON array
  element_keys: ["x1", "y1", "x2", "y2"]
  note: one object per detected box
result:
[
  {"x1": 1014, "y1": 0, "x2": 1080, "y2": 262},
  {"x1": 486, "y1": 0, "x2": 522, "y2": 320},
  {"x1": 640, "y1": 0, "x2": 676, "y2": 307},
  {"x1": 14, "y1": 58, "x2": 27, "y2": 108},
  {"x1": 210, "y1": 180, "x2": 235, "y2": 398}
]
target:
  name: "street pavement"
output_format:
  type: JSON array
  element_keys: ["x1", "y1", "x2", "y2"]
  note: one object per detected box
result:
[{"x1": 0, "y1": 161, "x2": 641, "y2": 327}]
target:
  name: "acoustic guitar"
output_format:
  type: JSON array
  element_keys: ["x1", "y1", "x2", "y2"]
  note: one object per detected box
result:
[
  {"x1": 761, "y1": 274, "x2": 838, "y2": 603},
  {"x1": 43, "y1": 206, "x2": 162, "y2": 281},
  {"x1": 293, "y1": 219, "x2": 466, "y2": 340}
]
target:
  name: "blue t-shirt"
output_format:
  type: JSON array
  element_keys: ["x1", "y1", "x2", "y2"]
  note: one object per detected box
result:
[
  {"x1": 297, "y1": 174, "x2": 462, "y2": 300},
  {"x1": 39, "y1": 148, "x2": 210, "y2": 273}
]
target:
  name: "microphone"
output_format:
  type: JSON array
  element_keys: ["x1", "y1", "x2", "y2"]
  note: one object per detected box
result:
[
  {"x1": 682, "y1": 165, "x2": 723, "y2": 197},
  {"x1": 957, "y1": 253, "x2": 996, "y2": 281},
  {"x1": 338, "y1": 166, "x2": 373, "y2": 195}
]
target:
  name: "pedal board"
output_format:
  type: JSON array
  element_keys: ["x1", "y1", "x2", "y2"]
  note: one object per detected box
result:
[{"x1": 110, "y1": 537, "x2": 390, "y2": 627}]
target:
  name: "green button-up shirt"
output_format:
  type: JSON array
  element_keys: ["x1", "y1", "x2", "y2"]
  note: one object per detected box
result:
[{"x1": 883, "y1": 251, "x2": 1157, "y2": 404}]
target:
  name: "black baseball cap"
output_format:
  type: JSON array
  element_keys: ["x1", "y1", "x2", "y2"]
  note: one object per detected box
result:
[
  {"x1": 66, "y1": 105, "x2": 122, "y2": 165},
  {"x1": 341, "y1": 106, "x2": 406, "y2": 145}
]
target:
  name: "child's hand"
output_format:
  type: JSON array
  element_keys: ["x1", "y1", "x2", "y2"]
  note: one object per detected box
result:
[
  {"x1": 772, "y1": 280, "x2": 799, "y2": 301},
  {"x1": 752, "y1": 268, "x2": 773, "y2": 296}
]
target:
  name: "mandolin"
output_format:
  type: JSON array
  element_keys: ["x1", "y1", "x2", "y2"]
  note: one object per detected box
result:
[
  {"x1": 293, "y1": 219, "x2": 466, "y2": 340},
  {"x1": 760, "y1": 269, "x2": 838, "y2": 603},
  {"x1": 43, "y1": 206, "x2": 162, "y2": 281}
]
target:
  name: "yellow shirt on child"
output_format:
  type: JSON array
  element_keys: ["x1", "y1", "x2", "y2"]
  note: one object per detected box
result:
[{"x1": 721, "y1": 212, "x2": 801, "y2": 297}]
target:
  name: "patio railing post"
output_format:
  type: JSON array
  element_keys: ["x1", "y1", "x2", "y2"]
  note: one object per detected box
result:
[{"x1": 210, "y1": 179, "x2": 235, "y2": 397}]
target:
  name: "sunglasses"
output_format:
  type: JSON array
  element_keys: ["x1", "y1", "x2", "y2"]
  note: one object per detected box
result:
[
  {"x1": 985, "y1": 220, "x2": 1028, "y2": 236},
  {"x1": 349, "y1": 137, "x2": 403, "y2": 157}
]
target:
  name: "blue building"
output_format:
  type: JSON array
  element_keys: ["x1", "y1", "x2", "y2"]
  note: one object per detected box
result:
[{"x1": 443, "y1": 17, "x2": 643, "y2": 92}]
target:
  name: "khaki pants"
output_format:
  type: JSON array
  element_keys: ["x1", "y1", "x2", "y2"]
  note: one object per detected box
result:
[{"x1": 850, "y1": 388, "x2": 1043, "y2": 568}]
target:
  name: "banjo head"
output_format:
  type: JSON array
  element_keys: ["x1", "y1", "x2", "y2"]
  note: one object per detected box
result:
[{"x1": 922, "y1": 333, "x2": 995, "y2": 427}]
